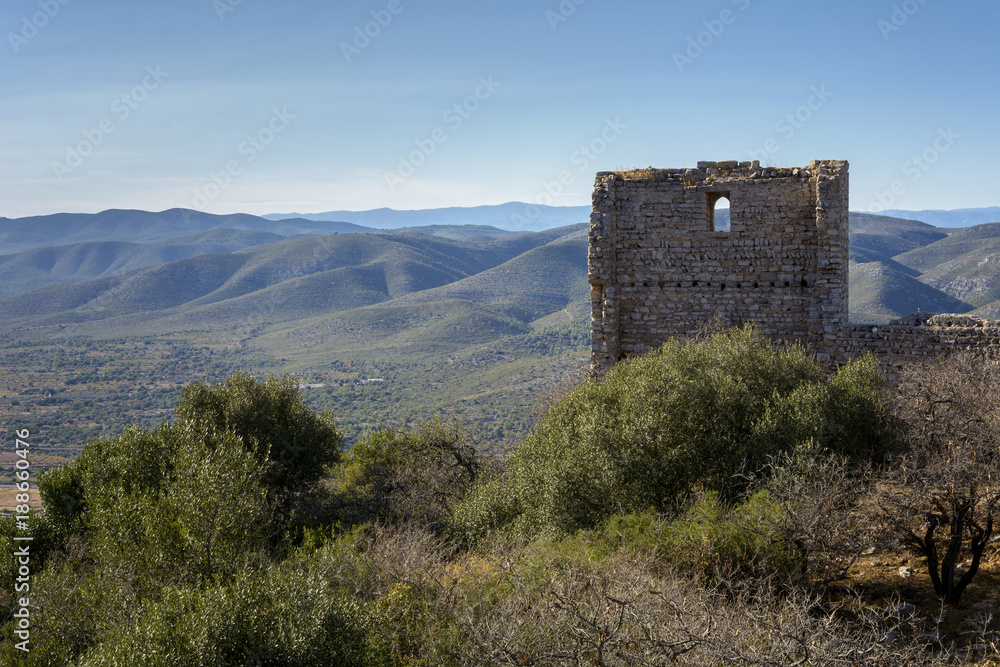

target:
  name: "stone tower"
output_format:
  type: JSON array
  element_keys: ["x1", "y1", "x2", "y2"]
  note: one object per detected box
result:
[{"x1": 589, "y1": 160, "x2": 849, "y2": 372}]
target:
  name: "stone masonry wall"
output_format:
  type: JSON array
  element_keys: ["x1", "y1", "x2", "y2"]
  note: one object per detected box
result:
[
  {"x1": 842, "y1": 314, "x2": 1000, "y2": 373},
  {"x1": 589, "y1": 160, "x2": 1000, "y2": 373},
  {"x1": 589, "y1": 160, "x2": 849, "y2": 372}
]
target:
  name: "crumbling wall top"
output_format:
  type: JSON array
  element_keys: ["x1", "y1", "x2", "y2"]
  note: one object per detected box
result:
[{"x1": 596, "y1": 159, "x2": 848, "y2": 184}]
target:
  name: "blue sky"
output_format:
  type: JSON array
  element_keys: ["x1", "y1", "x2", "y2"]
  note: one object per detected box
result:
[{"x1": 2, "y1": 0, "x2": 997, "y2": 217}]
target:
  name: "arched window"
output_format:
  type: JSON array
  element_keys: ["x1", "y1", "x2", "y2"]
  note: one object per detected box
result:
[{"x1": 707, "y1": 192, "x2": 731, "y2": 232}]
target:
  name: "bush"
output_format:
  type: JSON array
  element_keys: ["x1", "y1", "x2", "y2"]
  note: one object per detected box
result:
[
  {"x1": 78, "y1": 558, "x2": 375, "y2": 667},
  {"x1": 451, "y1": 326, "x2": 893, "y2": 539},
  {"x1": 658, "y1": 490, "x2": 802, "y2": 581},
  {"x1": 339, "y1": 418, "x2": 481, "y2": 530},
  {"x1": 174, "y1": 371, "x2": 344, "y2": 506}
]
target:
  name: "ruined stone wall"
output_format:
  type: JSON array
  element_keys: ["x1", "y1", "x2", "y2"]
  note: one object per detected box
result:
[
  {"x1": 840, "y1": 314, "x2": 1000, "y2": 373},
  {"x1": 589, "y1": 160, "x2": 849, "y2": 372},
  {"x1": 589, "y1": 159, "x2": 1000, "y2": 374}
]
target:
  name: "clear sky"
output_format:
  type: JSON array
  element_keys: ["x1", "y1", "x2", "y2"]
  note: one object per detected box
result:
[{"x1": 2, "y1": 0, "x2": 997, "y2": 218}]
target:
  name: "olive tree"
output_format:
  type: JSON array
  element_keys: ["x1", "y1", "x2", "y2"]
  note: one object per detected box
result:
[{"x1": 451, "y1": 326, "x2": 895, "y2": 540}]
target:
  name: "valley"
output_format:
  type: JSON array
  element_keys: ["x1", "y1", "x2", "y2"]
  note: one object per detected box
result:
[{"x1": 1, "y1": 206, "x2": 998, "y2": 484}]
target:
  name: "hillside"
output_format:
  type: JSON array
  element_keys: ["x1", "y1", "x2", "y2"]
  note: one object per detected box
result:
[
  {"x1": 0, "y1": 208, "x2": 520, "y2": 257},
  {"x1": 847, "y1": 213, "x2": 999, "y2": 323},
  {"x1": 0, "y1": 224, "x2": 591, "y2": 451},
  {"x1": 0, "y1": 229, "x2": 286, "y2": 299},
  {"x1": 848, "y1": 260, "x2": 972, "y2": 322},
  {"x1": 2, "y1": 206, "x2": 999, "y2": 457},
  {"x1": 849, "y1": 212, "x2": 947, "y2": 258},
  {"x1": 0, "y1": 209, "x2": 372, "y2": 254},
  {"x1": 0, "y1": 228, "x2": 584, "y2": 330}
]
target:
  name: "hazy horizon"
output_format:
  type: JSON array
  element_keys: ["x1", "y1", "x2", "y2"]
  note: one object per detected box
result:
[{"x1": 2, "y1": 1, "x2": 997, "y2": 218}]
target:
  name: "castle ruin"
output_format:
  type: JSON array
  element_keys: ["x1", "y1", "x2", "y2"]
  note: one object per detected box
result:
[{"x1": 589, "y1": 160, "x2": 1000, "y2": 373}]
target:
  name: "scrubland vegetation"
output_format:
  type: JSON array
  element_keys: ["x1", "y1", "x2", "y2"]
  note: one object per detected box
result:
[{"x1": 3, "y1": 326, "x2": 999, "y2": 665}]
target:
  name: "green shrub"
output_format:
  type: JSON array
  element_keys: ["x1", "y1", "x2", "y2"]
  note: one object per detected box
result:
[
  {"x1": 79, "y1": 558, "x2": 375, "y2": 667},
  {"x1": 174, "y1": 371, "x2": 344, "y2": 504},
  {"x1": 451, "y1": 326, "x2": 893, "y2": 539},
  {"x1": 339, "y1": 418, "x2": 480, "y2": 530},
  {"x1": 660, "y1": 490, "x2": 801, "y2": 581}
]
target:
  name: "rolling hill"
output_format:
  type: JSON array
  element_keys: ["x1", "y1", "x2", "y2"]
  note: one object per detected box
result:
[
  {"x1": 848, "y1": 260, "x2": 972, "y2": 322},
  {"x1": 2, "y1": 205, "x2": 999, "y2": 455},
  {"x1": 846, "y1": 213, "x2": 1000, "y2": 323},
  {"x1": 4, "y1": 209, "x2": 998, "y2": 330},
  {"x1": 0, "y1": 229, "x2": 286, "y2": 299},
  {"x1": 0, "y1": 208, "x2": 521, "y2": 257},
  {"x1": 0, "y1": 226, "x2": 588, "y2": 333},
  {"x1": 0, "y1": 208, "x2": 373, "y2": 254}
]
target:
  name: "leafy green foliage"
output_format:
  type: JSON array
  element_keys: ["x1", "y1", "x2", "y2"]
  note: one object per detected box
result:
[
  {"x1": 451, "y1": 326, "x2": 893, "y2": 539},
  {"x1": 174, "y1": 371, "x2": 343, "y2": 503},
  {"x1": 658, "y1": 491, "x2": 802, "y2": 581},
  {"x1": 339, "y1": 418, "x2": 481, "y2": 530},
  {"x1": 79, "y1": 557, "x2": 374, "y2": 667}
]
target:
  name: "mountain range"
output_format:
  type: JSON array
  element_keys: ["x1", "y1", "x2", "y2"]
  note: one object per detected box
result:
[
  {"x1": 261, "y1": 202, "x2": 593, "y2": 231},
  {"x1": 877, "y1": 206, "x2": 1000, "y2": 228},
  {"x1": 3, "y1": 206, "x2": 1000, "y2": 330},
  {"x1": 848, "y1": 213, "x2": 1000, "y2": 321},
  {"x1": 1, "y1": 203, "x2": 998, "y2": 451}
]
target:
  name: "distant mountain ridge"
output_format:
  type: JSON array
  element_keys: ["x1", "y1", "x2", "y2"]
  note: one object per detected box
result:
[
  {"x1": 261, "y1": 203, "x2": 593, "y2": 232},
  {"x1": 0, "y1": 209, "x2": 371, "y2": 255},
  {"x1": 3, "y1": 206, "x2": 1000, "y2": 328},
  {"x1": 876, "y1": 206, "x2": 1000, "y2": 228},
  {"x1": 0, "y1": 208, "x2": 528, "y2": 257},
  {"x1": 849, "y1": 214, "x2": 1000, "y2": 322}
]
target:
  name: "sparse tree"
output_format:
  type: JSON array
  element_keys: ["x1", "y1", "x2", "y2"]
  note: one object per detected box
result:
[
  {"x1": 340, "y1": 417, "x2": 481, "y2": 530},
  {"x1": 882, "y1": 352, "x2": 1000, "y2": 603},
  {"x1": 174, "y1": 371, "x2": 344, "y2": 510}
]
